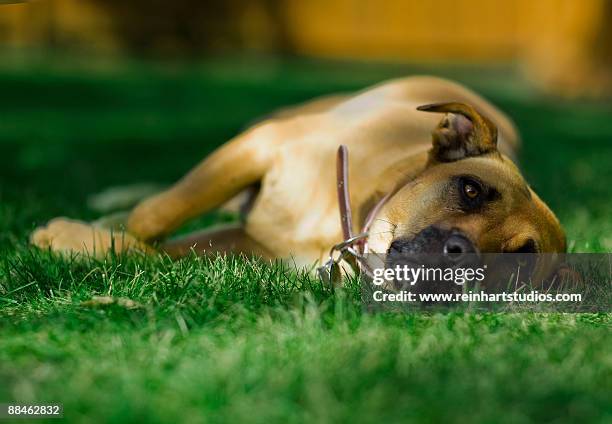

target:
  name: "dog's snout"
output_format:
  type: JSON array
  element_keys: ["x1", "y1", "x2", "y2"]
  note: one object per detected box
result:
[
  {"x1": 443, "y1": 233, "x2": 476, "y2": 261},
  {"x1": 385, "y1": 227, "x2": 481, "y2": 295},
  {"x1": 386, "y1": 226, "x2": 478, "y2": 258}
]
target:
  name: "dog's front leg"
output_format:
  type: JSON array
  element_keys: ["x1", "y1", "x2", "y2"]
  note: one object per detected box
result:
[{"x1": 127, "y1": 125, "x2": 277, "y2": 242}]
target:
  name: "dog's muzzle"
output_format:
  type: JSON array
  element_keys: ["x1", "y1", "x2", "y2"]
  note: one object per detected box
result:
[
  {"x1": 387, "y1": 226, "x2": 478, "y2": 259},
  {"x1": 385, "y1": 226, "x2": 481, "y2": 295}
]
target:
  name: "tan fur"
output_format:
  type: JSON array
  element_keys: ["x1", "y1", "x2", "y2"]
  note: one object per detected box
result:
[{"x1": 31, "y1": 76, "x2": 565, "y2": 267}]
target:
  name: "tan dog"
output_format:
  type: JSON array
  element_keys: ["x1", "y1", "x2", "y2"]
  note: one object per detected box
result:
[{"x1": 31, "y1": 76, "x2": 566, "y2": 271}]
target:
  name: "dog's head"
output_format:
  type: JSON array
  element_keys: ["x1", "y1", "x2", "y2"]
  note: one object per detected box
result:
[{"x1": 369, "y1": 102, "x2": 566, "y2": 261}]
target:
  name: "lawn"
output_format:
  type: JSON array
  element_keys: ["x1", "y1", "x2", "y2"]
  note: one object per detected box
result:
[{"x1": 0, "y1": 56, "x2": 610, "y2": 423}]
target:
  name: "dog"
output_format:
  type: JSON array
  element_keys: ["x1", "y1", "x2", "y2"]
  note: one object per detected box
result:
[{"x1": 31, "y1": 76, "x2": 566, "y2": 278}]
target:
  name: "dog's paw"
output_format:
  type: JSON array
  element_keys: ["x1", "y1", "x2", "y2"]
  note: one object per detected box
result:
[
  {"x1": 31, "y1": 218, "x2": 150, "y2": 257},
  {"x1": 31, "y1": 218, "x2": 108, "y2": 256}
]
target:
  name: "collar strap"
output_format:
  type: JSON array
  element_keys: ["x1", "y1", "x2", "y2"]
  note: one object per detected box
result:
[
  {"x1": 318, "y1": 145, "x2": 393, "y2": 283},
  {"x1": 336, "y1": 145, "x2": 392, "y2": 255},
  {"x1": 336, "y1": 145, "x2": 354, "y2": 242},
  {"x1": 319, "y1": 145, "x2": 391, "y2": 283}
]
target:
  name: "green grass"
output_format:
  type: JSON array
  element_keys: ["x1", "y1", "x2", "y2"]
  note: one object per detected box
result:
[{"x1": 0, "y1": 56, "x2": 611, "y2": 423}]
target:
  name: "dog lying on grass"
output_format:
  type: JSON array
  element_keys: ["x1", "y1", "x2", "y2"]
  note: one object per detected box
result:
[{"x1": 31, "y1": 76, "x2": 566, "y2": 273}]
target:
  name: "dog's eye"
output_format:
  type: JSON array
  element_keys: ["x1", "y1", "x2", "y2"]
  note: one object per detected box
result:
[
  {"x1": 457, "y1": 177, "x2": 486, "y2": 210},
  {"x1": 460, "y1": 178, "x2": 482, "y2": 200},
  {"x1": 463, "y1": 182, "x2": 480, "y2": 199}
]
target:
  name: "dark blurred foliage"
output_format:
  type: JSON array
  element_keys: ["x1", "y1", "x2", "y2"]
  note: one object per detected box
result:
[{"x1": 89, "y1": 0, "x2": 292, "y2": 56}]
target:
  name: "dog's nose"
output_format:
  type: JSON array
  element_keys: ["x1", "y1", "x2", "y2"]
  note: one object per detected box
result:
[{"x1": 443, "y1": 233, "x2": 476, "y2": 262}]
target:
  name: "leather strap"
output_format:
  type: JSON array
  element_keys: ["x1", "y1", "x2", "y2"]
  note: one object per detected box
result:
[
  {"x1": 319, "y1": 145, "x2": 387, "y2": 283},
  {"x1": 336, "y1": 144, "x2": 392, "y2": 256},
  {"x1": 336, "y1": 145, "x2": 354, "y2": 241}
]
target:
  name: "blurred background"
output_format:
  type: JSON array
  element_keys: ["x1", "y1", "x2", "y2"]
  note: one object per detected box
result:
[
  {"x1": 0, "y1": 0, "x2": 610, "y2": 251},
  {"x1": 1, "y1": 0, "x2": 611, "y2": 96}
]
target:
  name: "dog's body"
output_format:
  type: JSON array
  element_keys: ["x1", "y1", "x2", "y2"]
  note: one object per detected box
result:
[{"x1": 32, "y1": 76, "x2": 565, "y2": 270}]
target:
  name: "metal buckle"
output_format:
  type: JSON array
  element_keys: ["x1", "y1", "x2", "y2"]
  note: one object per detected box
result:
[
  {"x1": 329, "y1": 232, "x2": 368, "y2": 256},
  {"x1": 317, "y1": 233, "x2": 369, "y2": 285}
]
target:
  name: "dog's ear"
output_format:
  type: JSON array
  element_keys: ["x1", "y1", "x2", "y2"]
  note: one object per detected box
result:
[{"x1": 417, "y1": 102, "x2": 498, "y2": 163}]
